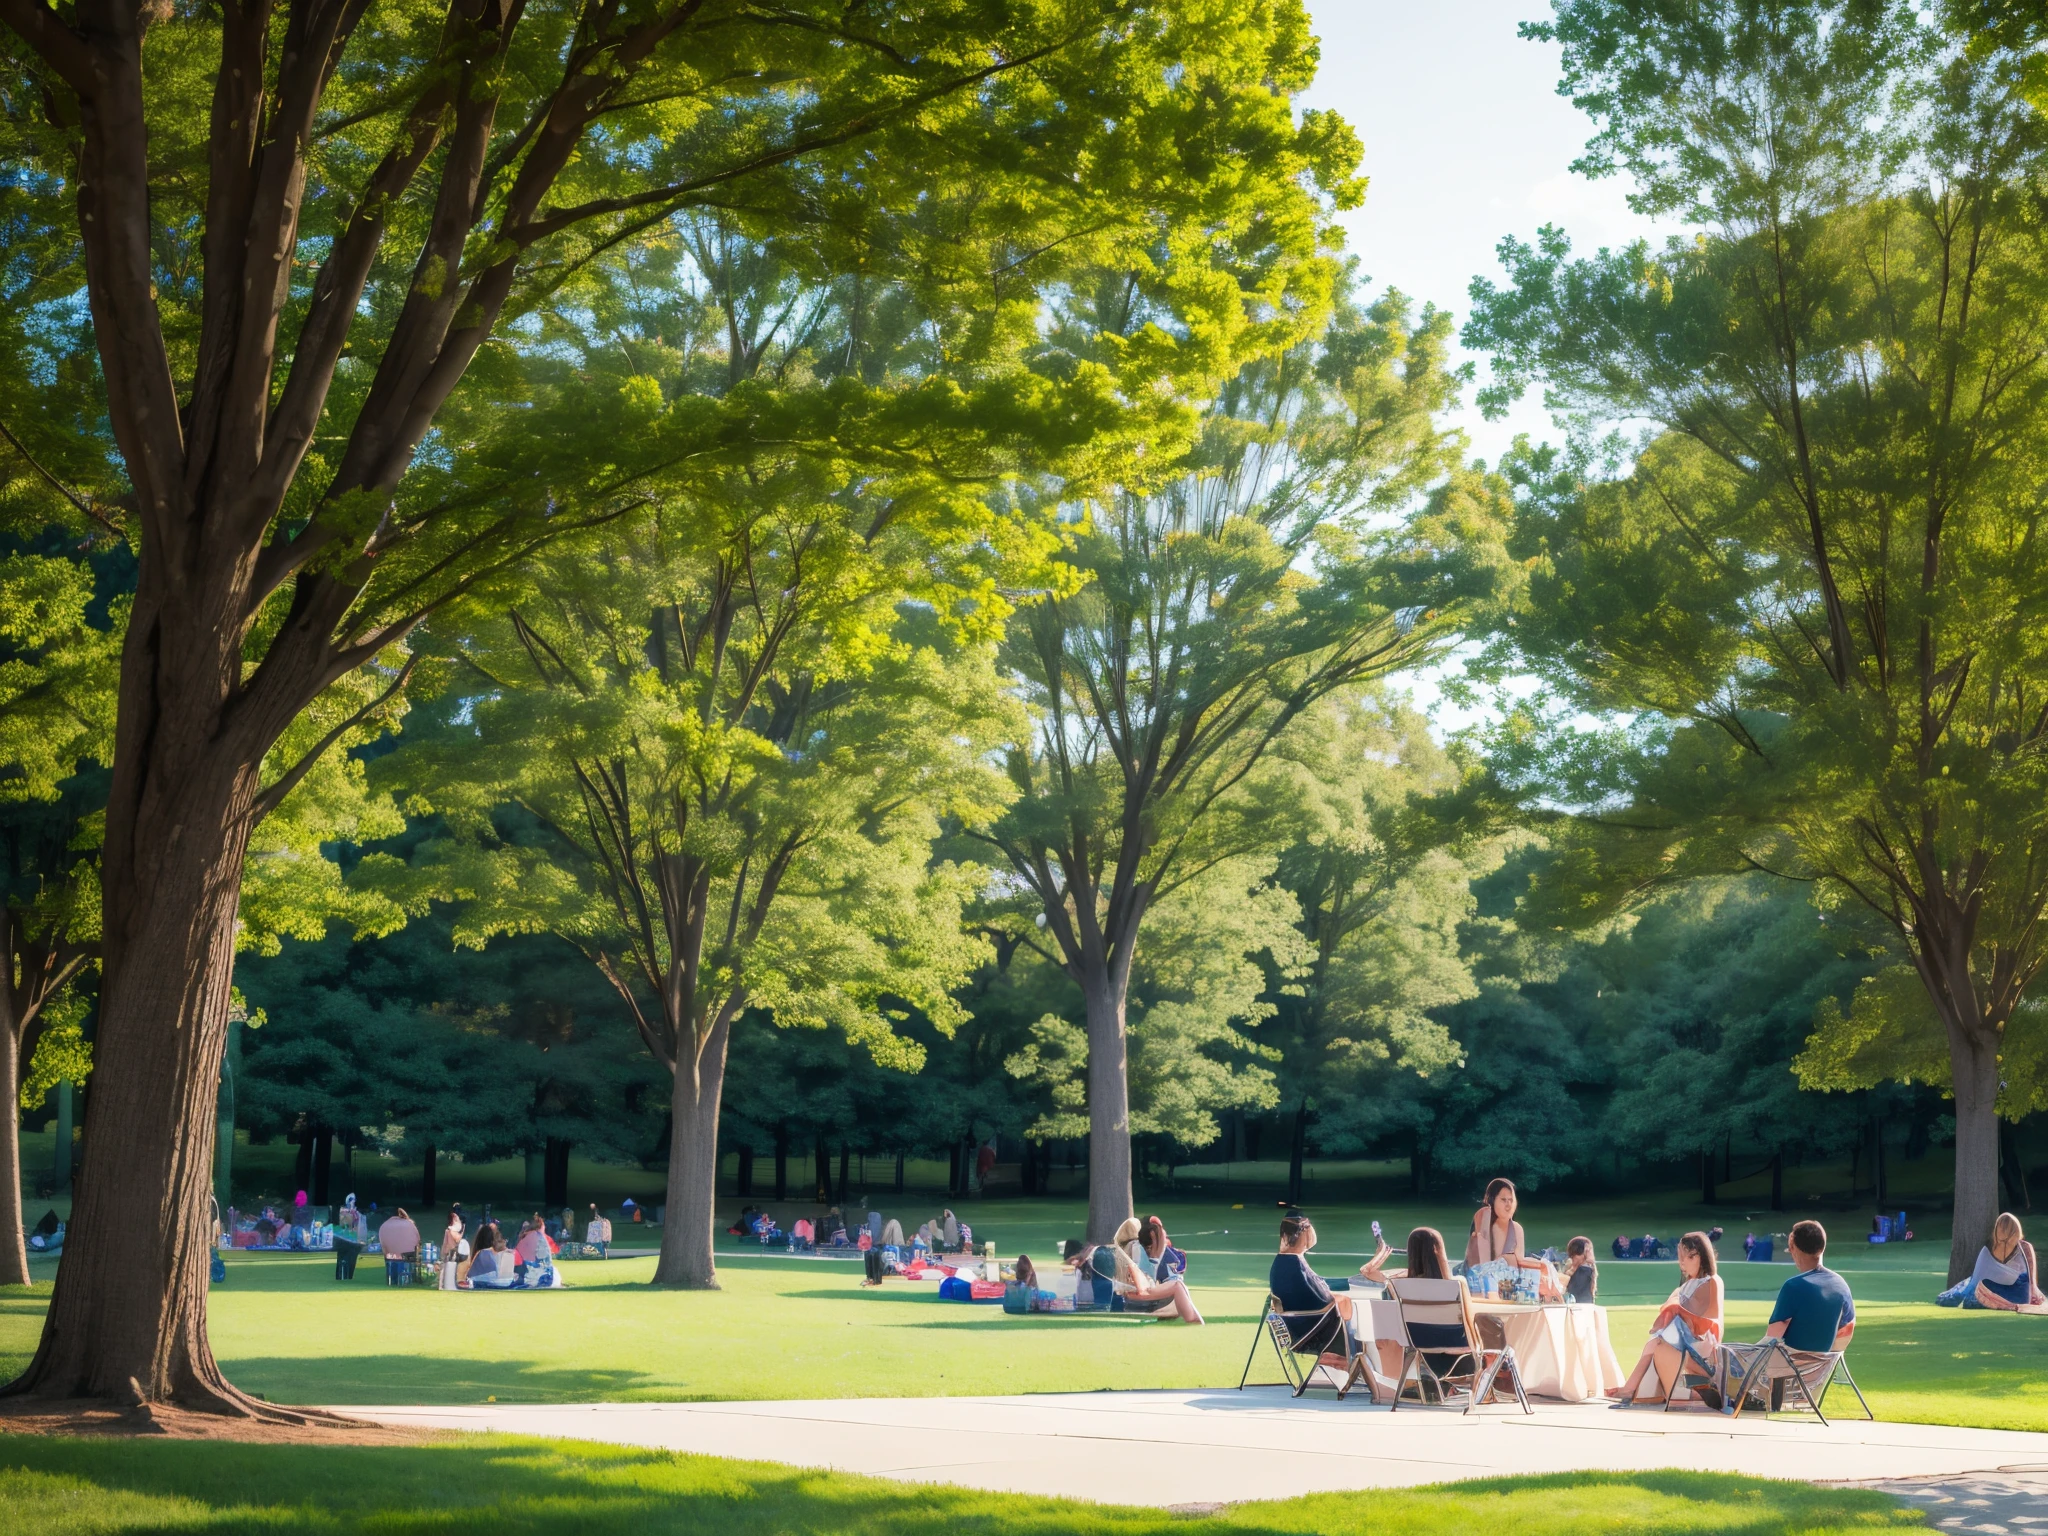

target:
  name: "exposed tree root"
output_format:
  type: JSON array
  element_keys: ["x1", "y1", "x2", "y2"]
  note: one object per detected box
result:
[{"x1": 0, "y1": 1396, "x2": 426, "y2": 1444}]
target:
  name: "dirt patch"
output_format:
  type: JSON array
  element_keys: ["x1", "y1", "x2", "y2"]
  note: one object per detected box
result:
[{"x1": 0, "y1": 1399, "x2": 441, "y2": 1445}]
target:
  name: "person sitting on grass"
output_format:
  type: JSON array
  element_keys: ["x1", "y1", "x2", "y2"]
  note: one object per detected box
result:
[
  {"x1": 1936, "y1": 1212, "x2": 2044, "y2": 1310},
  {"x1": 1607, "y1": 1230, "x2": 1722, "y2": 1405},
  {"x1": 1104, "y1": 1217, "x2": 1204, "y2": 1323},
  {"x1": 1139, "y1": 1216, "x2": 1186, "y2": 1282},
  {"x1": 1562, "y1": 1236, "x2": 1598, "y2": 1303},
  {"x1": 466, "y1": 1224, "x2": 518, "y2": 1288}
]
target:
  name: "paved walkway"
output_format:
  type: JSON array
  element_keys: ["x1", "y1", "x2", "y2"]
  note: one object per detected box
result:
[
  {"x1": 340, "y1": 1391, "x2": 2048, "y2": 1508},
  {"x1": 1873, "y1": 1474, "x2": 2048, "y2": 1535}
]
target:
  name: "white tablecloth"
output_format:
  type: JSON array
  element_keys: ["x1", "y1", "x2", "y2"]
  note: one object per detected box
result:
[{"x1": 1472, "y1": 1302, "x2": 1624, "y2": 1401}]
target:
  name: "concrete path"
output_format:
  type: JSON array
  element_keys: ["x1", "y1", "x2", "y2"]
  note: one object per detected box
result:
[
  {"x1": 1874, "y1": 1474, "x2": 2048, "y2": 1535},
  {"x1": 339, "y1": 1391, "x2": 2048, "y2": 1508}
]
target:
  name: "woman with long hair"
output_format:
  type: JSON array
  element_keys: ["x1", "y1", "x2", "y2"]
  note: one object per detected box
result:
[
  {"x1": 1609, "y1": 1231, "x2": 1722, "y2": 1404},
  {"x1": 1105, "y1": 1217, "x2": 1204, "y2": 1323},
  {"x1": 1936, "y1": 1212, "x2": 2045, "y2": 1309}
]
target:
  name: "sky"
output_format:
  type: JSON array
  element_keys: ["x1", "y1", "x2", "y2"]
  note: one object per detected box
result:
[{"x1": 1299, "y1": 0, "x2": 1666, "y2": 465}]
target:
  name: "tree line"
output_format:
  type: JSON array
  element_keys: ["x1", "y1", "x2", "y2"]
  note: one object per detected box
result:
[{"x1": 2, "y1": 0, "x2": 2047, "y2": 1414}]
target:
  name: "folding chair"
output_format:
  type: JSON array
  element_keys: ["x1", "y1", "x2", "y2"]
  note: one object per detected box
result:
[
  {"x1": 1714, "y1": 1339, "x2": 1871, "y2": 1425},
  {"x1": 1238, "y1": 1294, "x2": 1352, "y2": 1395},
  {"x1": 1386, "y1": 1276, "x2": 1531, "y2": 1415}
]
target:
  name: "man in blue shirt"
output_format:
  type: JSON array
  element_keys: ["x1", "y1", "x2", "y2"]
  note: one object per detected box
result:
[
  {"x1": 1767, "y1": 1220, "x2": 1857, "y2": 1352},
  {"x1": 1705, "y1": 1219, "x2": 1854, "y2": 1412}
]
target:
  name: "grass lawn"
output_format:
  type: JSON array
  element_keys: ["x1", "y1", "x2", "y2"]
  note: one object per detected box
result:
[
  {"x1": 0, "y1": 1434, "x2": 1927, "y2": 1534},
  {"x1": 4, "y1": 1192, "x2": 2041, "y2": 1431}
]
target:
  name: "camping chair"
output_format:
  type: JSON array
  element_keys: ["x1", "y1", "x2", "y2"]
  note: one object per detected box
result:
[
  {"x1": 1714, "y1": 1340, "x2": 1871, "y2": 1425},
  {"x1": 1386, "y1": 1276, "x2": 1531, "y2": 1415},
  {"x1": 1238, "y1": 1293, "x2": 1353, "y2": 1395}
]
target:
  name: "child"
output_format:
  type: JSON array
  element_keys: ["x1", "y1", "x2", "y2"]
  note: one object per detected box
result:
[{"x1": 1563, "y1": 1235, "x2": 1598, "y2": 1302}]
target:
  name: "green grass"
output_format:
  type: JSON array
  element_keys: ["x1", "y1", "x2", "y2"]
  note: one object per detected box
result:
[
  {"x1": 5, "y1": 1192, "x2": 2042, "y2": 1431},
  {"x1": 0, "y1": 1434, "x2": 1927, "y2": 1534}
]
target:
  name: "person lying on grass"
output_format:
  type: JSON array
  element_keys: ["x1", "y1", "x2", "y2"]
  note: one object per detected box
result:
[
  {"x1": 1607, "y1": 1231, "x2": 1722, "y2": 1405},
  {"x1": 1937, "y1": 1212, "x2": 2045, "y2": 1311}
]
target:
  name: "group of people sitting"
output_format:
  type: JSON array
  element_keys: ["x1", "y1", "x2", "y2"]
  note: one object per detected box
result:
[
  {"x1": 1006, "y1": 1215, "x2": 1203, "y2": 1322},
  {"x1": 734, "y1": 1203, "x2": 976, "y2": 1257},
  {"x1": 1261, "y1": 1176, "x2": 1861, "y2": 1412},
  {"x1": 1609, "y1": 1219, "x2": 1856, "y2": 1407}
]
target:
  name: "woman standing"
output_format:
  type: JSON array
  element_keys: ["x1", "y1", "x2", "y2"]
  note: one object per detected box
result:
[
  {"x1": 1608, "y1": 1231, "x2": 1722, "y2": 1404},
  {"x1": 332, "y1": 1194, "x2": 367, "y2": 1281},
  {"x1": 438, "y1": 1209, "x2": 467, "y2": 1290}
]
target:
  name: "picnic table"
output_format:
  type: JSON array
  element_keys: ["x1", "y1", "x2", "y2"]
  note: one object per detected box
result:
[
  {"x1": 1469, "y1": 1300, "x2": 1624, "y2": 1402},
  {"x1": 1343, "y1": 1295, "x2": 1621, "y2": 1403}
]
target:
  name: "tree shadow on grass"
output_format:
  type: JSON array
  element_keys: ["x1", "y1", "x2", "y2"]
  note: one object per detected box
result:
[
  {"x1": 0, "y1": 1438, "x2": 1922, "y2": 1535},
  {"x1": 216, "y1": 1355, "x2": 661, "y2": 1407}
]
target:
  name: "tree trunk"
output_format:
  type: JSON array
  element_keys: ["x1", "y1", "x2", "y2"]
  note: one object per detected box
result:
[
  {"x1": 652, "y1": 1013, "x2": 730, "y2": 1289},
  {"x1": 5, "y1": 766, "x2": 276, "y2": 1410},
  {"x1": 522, "y1": 1149, "x2": 545, "y2": 1204},
  {"x1": 893, "y1": 1150, "x2": 904, "y2": 1194},
  {"x1": 946, "y1": 1139, "x2": 961, "y2": 1198},
  {"x1": 1873, "y1": 1119, "x2": 1886, "y2": 1209},
  {"x1": 1286, "y1": 1100, "x2": 1308, "y2": 1208},
  {"x1": 52, "y1": 1080, "x2": 72, "y2": 1197},
  {"x1": 1081, "y1": 970, "x2": 1134, "y2": 1242},
  {"x1": 1769, "y1": 1148, "x2": 1783, "y2": 1212},
  {"x1": 544, "y1": 1138, "x2": 571, "y2": 1208},
  {"x1": 213, "y1": 1021, "x2": 238, "y2": 1217},
  {"x1": 419, "y1": 1144, "x2": 437, "y2": 1209},
  {"x1": 293, "y1": 1125, "x2": 314, "y2": 1197},
  {"x1": 311, "y1": 1128, "x2": 333, "y2": 1206},
  {"x1": 1699, "y1": 1147, "x2": 1715, "y2": 1205},
  {"x1": 814, "y1": 1133, "x2": 830, "y2": 1203},
  {"x1": 736, "y1": 1145, "x2": 754, "y2": 1197},
  {"x1": 1021, "y1": 1139, "x2": 1037, "y2": 1196},
  {"x1": 836, "y1": 1142, "x2": 849, "y2": 1202},
  {"x1": 773, "y1": 1123, "x2": 788, "y2": 1201},
  {"x1": 0, "y1": 1026, "x2": 28, "y2": 1287},
  {"x1": 2000, "y1": 1119, "x2": 2031, "y2": 1214},
  {"x1": 1949, "y1": 1028, "x2": 2002, "y2": 1285}
]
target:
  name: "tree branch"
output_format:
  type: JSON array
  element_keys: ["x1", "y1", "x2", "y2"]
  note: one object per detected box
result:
[{"x1": 250, "y1": 653, "x2": 418, "y2": 824}]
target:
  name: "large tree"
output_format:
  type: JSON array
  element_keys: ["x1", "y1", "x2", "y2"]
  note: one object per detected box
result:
[
  {"x1": 1470, "y1": 2, "x2": 2048, "y2": 1280},
  {"x1": 0, "y1": 0, "x2": 1357, "y2": 1405},
  {"x1": 977, "y1": 282, "x2": 1509, "y2": 1240},
  {"x1": 387, "y1": 494, "x2": 1017, "y2": 1287},
  {"x1": 1263, "y1": 687, "x2": 1499, "y2": 1203}
]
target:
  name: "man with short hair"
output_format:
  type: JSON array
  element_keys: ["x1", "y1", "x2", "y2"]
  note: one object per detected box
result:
[
  {"x1": 1767, "y1": 1220, "x2": 1857, "y2": 1353},
  {"x1": 1712, "y1": 1219, "x2": 1855, "y2": 1411},
  {"x1": 377, "y1": 1207, "x2": 421, "y2": 1287}
]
